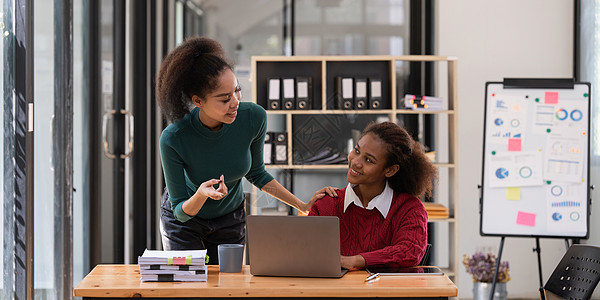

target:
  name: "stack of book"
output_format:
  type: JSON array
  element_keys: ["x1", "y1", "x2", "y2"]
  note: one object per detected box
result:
[
  {"x1": 138, "y1": 249, "x2": 208, "y2": 282},
  {"x1": 403, "y1": 94, "x2": 443, "y2": 111},
  {"x1": 423, "y1": 202, "x2": 449, "y2": 219}
]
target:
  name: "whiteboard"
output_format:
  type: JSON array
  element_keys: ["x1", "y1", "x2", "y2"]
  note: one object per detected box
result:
[{"x1": 480, "y1": 80, "x2": 591, "y2": 238}]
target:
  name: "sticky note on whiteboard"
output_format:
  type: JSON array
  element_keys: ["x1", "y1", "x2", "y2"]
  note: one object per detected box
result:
[
  {"x1": 516, "y1": 211, "x2": 536, "y2": 227},
  {"x1": 508, "y1": 138, "x2": 522, "y2": 151},
  {"x1": 544, "y1": 91, "x2": 559, "y2": 104},
  {"x1": 506, "y1": 187, "x2": 520, "y2": 200}
]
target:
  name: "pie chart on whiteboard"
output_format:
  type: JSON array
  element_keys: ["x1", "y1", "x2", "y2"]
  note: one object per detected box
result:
[{"x1": 495, "y1": 168, "x2": 509, "y2": 179}]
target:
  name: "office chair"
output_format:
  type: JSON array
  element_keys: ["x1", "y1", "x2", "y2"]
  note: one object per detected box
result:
[
  {"x1": 418, "y1": 243, "x2": 432, "y2": 266},
  {"x1": 540, "y1": 244, "x2": 600, "y2": 300}
]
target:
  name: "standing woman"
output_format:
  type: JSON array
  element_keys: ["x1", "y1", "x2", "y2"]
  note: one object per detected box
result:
[
  {"x1": 156, "y1": 37, "x2": 321, "y2": 263},
  {"x1": 309, "y1": 122, "x2": 438, "y2": 269}
]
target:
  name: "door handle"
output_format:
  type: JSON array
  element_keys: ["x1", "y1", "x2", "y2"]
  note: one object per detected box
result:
[
  {"x1": 50, "y1": 115, "x2": 55, "y2": 170},
  {"x1": 102, "y1": 109, "x2": 134, "y2": 159},
  {"x1": 120, "y1": 109, "x2": 134, "y2": 159},
  {"x1": 102, "y1": 109, "x2": 117, "y2": 159}
]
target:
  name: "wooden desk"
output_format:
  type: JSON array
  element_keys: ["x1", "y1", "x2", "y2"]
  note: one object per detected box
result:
[{"x1": 74, "y1": 265, "x2": 457, "y2": 299}]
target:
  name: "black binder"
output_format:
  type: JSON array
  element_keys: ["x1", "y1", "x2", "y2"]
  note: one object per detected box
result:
[
  {"x1": 267, "y1": 78, "x2": 281, "y2": 110},
  {"x1": 295, "y1": 77, "x2": 312, "y2": 110},
  {"x1": 369, "y1": 77, "x2": 382, "y2": 109},
  {"x1": 274, "y1": 132, "x2": 288, "y2": 164},
  {"x1": 354, "y1": 77, "x2": 368, "y2": 110},
  {"x1": 263, "y1": 132, "x2": 274, "y2": 165},
  {"x1": 334, "y1": 76, "x2": 353, "y2": 109},
  {"x1": 282, "y1": 78, "x2": 295, "y2": 110}
]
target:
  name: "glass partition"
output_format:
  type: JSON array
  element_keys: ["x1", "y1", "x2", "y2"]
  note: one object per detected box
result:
[
  {"x1": 295, "y1": 0, "x2": 409, "y2": 55},
  {"x1": 1, "y1": 1, "x2": 8, "y2": 294},
  {"x1": 33, "y1": 0, "x2": 56, "y2": 297},
  {"x1": 73, "y1": 0, "x2": 89, "y2": 286}
]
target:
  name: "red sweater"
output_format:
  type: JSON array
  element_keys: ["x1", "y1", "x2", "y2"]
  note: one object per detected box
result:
[{"x1": 309, "y1": 187, "x2": 428, "y2": 267}]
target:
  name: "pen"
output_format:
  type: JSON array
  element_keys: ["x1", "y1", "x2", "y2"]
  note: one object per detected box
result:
[
  {"x1": 212, "y1": 180, "x2": 223, "y2": 189},
  {"x1": 365, "y1": 272, "x2": 380, "y2": 282}
]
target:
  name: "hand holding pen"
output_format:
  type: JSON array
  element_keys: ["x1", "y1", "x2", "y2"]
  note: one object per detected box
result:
[{"x1": 198, "y1": 174, "x2": 228, "y2": 200}]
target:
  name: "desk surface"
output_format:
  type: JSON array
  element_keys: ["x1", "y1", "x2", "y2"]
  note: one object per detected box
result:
[{"x1": 74, "y1": 265, "x2": 457, "y2": 298}]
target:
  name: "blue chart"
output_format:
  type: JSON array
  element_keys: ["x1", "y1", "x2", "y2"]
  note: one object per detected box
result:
[
  {"x1": 551, "y1": 201, "x2": 581, "y2": 208},
  {"x1": 550, "y1": 185, "x2": 563, "y2": 197},
  {"x1": 552, "y1": 212, "x2": 562, "y2": 221},
  {"x1": 495, "y1": 168, "x2": 509, "y2": 179},
  {"x1": 555, "y1": 109, "x2": 568, "y2": 121},
  {"x1": 555, "y1": 108, "x2": 584, "y2": 122},
  {"x1": 519, "y1": 166, "x2": 532, "y2": 178},
  {"x1": 496, "y1": 100, "x2": 507, "y2": 109},
  {"x1": 570, "y1": 109, "x2": 583, "y2": 121}
]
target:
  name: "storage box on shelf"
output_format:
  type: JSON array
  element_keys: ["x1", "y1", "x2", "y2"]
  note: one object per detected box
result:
[{"x1": 249, "y1": 55, "x2": 458, "y2": 284}]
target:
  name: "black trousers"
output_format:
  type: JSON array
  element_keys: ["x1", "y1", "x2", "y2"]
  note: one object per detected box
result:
[{"x1": 160, "y1": 190, "x2": 245, "y2": 265}]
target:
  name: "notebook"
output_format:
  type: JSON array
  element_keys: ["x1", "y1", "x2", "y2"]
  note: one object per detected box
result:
[{"x1": 246, "y1": 215, "x2": 348, "y2": 278}]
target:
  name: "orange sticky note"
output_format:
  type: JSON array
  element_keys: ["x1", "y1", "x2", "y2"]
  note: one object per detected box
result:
[
  {"x1": 544, "y1": 91, "x2": 559, "y2": 104},
  {"x1": 506, "y1": 187, "x2": 520, "y2": 200},
  {"x1": 508, "y1": 138, "x2": 522, "y2": 151},
  {"x1": 516, "y1": 211, "x2": 536, "y2": 227}
]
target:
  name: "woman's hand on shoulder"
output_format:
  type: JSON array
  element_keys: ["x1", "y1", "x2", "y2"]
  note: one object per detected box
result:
[
  {"x1": 197, "y1": 174, "x2": 228, "y2": 200},
  {"x1": 299, "y1": 186, "x2": 339, "y2": 214},
  {"x1": 316, "y1": 186, "x2": 339, "y2": 199}
]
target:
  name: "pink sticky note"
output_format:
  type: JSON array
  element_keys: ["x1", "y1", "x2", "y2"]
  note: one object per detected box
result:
[
  {"x1": 172, "y1": 257, "x2": 186, "y2": 265},
  {"x1": 516, "y1": 211, "x2": 536, "y2": 227},
  {"x1": 545, "y1": 91, "x2": 559, "y2": 104},
  {"x1": 508, "y1": 138, "x2": 522, "y2": 151}
]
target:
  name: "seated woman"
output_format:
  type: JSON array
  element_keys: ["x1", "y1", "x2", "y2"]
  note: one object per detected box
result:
[{"x1": 309, "y1": 121, "x2": 437, "y2": 270}]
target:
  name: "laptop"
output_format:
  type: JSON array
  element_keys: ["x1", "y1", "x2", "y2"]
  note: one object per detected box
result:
[{"x1": 246, "y1": 215, "x2": 348, "y2": 278}]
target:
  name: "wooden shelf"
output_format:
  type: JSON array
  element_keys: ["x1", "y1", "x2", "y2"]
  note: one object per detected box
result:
[
  {"x1": 252, "y1": 55, "x2": 459, "y2": 286},
  {"x1": 266, "y1": 164, "x2": 347, "y2": 170},
  {"x1": 255, "y1": 55, "x2": 458, "y2": 62},
  {"x1": 428, "y1": 218, "x2": 456, "y2": 223},
  {"x1": 266, "y1": 109, "x2": 455, "y2": 115},
  {"x1": 266, "y1": 163, "x2": 455, "y2": 169}
]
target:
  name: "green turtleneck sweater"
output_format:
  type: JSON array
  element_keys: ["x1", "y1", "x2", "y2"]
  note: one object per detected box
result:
[{"x1": 159, "y1": 102, "x2": 274, "y2": 222}]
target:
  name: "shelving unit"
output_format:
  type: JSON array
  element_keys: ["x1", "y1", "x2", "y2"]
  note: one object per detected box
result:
[{"x1": 249, "y1": 55, "x2": 458, "y2": 284}]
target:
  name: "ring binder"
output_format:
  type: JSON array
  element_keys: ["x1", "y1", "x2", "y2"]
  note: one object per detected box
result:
[
  {"x1": 267, "y1": 78, "x2": 281, "y2": 110},
  {"x1": 274, "y1": 132, "x2": 288, "y2": 165},
  {"x1": 369, "y1": 78, "x2": 382, "y2": 109},
  {"x1": 335, "y1": 76, "x2": 354, "y2": 109},
  {"x1": 282, "y1": 78, "x2": 295, "y2": 110},
  {"x1": 264, "y1": 132, "x2": 274, "y2": 165},
  {"x1": 355, "y1": 78, "x2": 368, "y2": 110},
  {"x1": 295, "y1": 77, "x2": 312, "y2": 110}
]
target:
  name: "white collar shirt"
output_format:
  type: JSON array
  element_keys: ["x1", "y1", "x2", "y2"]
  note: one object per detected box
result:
[{"x1": 343, "y1": 181, "x2": 393, "y2": 219}]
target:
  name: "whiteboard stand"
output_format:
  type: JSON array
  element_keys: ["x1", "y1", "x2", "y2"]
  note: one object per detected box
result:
[
  {"x1": 489, "y1": 236, "x2": 573, "y2": 300},
  {"x1": 480, "y1": 78, "x2": 592, "y2": 299}
]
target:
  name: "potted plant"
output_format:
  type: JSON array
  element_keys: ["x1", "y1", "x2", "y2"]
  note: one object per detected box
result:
[{"x1": 463, "y1": 252, "x2": 510, "y2": 300}]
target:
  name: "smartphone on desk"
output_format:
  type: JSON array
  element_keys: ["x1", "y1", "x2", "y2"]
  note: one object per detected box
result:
[{"x1": 366, "y1": 266, "x2": 444, "y2": 276}]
